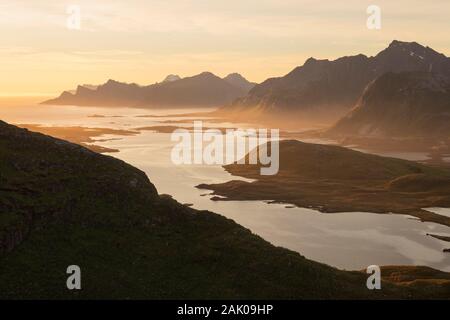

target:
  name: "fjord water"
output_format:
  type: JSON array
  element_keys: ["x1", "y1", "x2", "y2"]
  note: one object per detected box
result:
[{"x1": 1, "y1": 104, "x2": 449, "y2": 271}]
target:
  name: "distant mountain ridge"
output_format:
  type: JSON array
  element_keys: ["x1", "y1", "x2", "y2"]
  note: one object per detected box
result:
[
  {"x1": 43, "y1": 72, "x2": 255, "y2": 108},
  {"x1": 223, "y1": 73, "x2": 257, "y2": 92},
  {"x1": 328, "y1": 71, "x2": 450, "y2": 138},
  {"x1": 221, "y1": 40, "x2": 450, "y2": 124}
]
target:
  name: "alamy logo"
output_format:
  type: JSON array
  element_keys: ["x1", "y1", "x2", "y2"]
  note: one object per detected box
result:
[
  {"x1": 66, "y1": 265, "x2": 81, "y2": 290},
  {"x1": 66, "y1": 5, "x2": 81, "y2": 30},
  {"x1": 171, "y1": 121, "x2": 280, "y2": 175},
  {"x1": 366, "y1": 5, "x2": 381, "y2": 30},
  {"x1": 366, "y1": 265, "x2": 381, "y2": 290}
]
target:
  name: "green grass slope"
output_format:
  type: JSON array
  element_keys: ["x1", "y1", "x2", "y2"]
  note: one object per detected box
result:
[{"x1": 0, "y1": 121, "x2": 448, "y2": 299}]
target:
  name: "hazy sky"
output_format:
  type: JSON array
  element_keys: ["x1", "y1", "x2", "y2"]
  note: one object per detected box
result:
[{"x1": 1, "y1": 0, "x2": 449, "y2": 96}]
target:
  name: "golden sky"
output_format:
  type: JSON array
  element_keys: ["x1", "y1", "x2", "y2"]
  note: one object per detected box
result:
[{"x1": 1, "y1": 0, "x2": 449, "y2": 96}]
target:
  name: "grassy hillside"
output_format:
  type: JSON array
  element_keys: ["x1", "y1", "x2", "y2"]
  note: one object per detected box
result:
[{"x1": 0, "y1": 121, "x2": 448, "y2": 299}]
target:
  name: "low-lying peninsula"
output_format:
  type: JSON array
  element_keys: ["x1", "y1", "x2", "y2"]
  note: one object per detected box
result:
[{"x1": 198, "y1": 140, "x2": 450, "y2": 227}]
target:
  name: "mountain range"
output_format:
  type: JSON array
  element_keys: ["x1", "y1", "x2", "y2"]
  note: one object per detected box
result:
[
  {"x1": 43, "y1": 72, "x2": 255, "y2": 108},
  {"x1": 43, "y1": 40, "x2": 450, "y2": 130},
  {"x1": 219, "y1": 40, "x2": 450, "y2": 125}
]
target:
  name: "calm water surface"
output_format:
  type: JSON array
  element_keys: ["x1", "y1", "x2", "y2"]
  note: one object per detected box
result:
[{"x1": 1, "y1": 104, "x2": 449, "y2": 271}]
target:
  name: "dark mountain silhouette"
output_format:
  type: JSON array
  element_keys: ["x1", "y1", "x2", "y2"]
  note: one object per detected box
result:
[
  {"x1": 220, "y1": 41, "x2": 450, "y2": 124},
  {"x1": 328, "y1": 71, "x2": 450, "y2": 138},
  {"x1": 45, "y1": 79, "x2": 143, "y2": 106},
  {"x1": 223, "y1": 73, "x2": 256, "y2": 92},
  {"x1": 43, "y1": 72, "x2": 253, "y2": 108}
]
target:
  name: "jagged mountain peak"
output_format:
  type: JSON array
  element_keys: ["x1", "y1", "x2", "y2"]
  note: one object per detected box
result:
[
  {"x1": 303, "y1": 57, "x2": 328, "y2": 65},
  {"x1": 198, "y1": 71, "x2": 216, "y2": 77},
  {"x1": 76, "y1": 84, "x2": 94, "y2": 92},
  {"x1": 224, "y1": 72, "x2": 246, "y2": 80},
  {"x1": 388, "y1": 39, "x2": 419, "y2": 48},
  {"x1": 377, "y1": 40, "x2": 446, "y2": 61},
  {"x1": 223, "y1": 73, "x2": 256, "y2": 92},
  {"x1": 105, "y1": 79, "x2": 120, "y2": 85}
]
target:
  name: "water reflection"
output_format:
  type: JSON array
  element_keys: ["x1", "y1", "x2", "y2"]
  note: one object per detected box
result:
[{"x1": 1, "y1": 105, "x2": 449, "y2": 271}]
